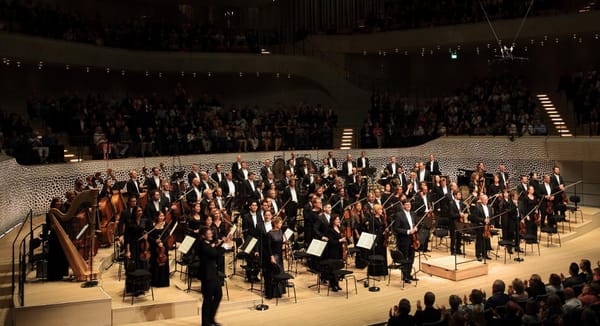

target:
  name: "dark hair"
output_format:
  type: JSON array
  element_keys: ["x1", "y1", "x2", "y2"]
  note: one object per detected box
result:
[
  {"x1": 493, "y1": 279, "x2": 506, "y2": 293},
  {"x1": 469, "y1": 289, "x2": 484, "y2": 304},
  {"x1": 569, "y1": 262, "x2": 580, "y2": 275},
  {"x1": 424, "y1": 291, "x2": 436, "y2": 306},
  {"x1": 198, "y1": 226, "x2": 211, "y2": 237},
  {"x1": 398, "y1": 298, "x2": 411, "y2": 315}
]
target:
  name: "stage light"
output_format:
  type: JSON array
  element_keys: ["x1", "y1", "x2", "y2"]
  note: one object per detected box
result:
[{"x1": 450, "y1": 51, "x2": 458, "y2": 60}]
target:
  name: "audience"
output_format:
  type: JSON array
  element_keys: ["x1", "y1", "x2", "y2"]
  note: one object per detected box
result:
[
  {"x1": 386, "y1": 257, "x2": 600, "y2": 326},
  {"x1": 9, "y1": 85, "x2": 336, "y2": 161},
  {"x1": 560, "y1": 68, "x2": 600, "y2": 135},
  {"x1": 362, "y1": 75, "x2": 547, "y2": 148}
]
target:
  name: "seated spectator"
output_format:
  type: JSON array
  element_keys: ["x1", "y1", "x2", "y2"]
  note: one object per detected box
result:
[
  {"x1": 521, "y1": 300, "x2": 541, "y2": 326},
  {"x1": 578, "y1": 281, "x2": 600, "y2": 306},
  {"x1": 388, "y1": 298, "x2": 414, "y2": 326},
  {"x1": 460, "y1": 289, "x2": 486, "y2": 325},
  {"x1": 526, "y1": 274, "x2": 547, "y2": 299},
  {"x1": 485, "y1": 279, "x2": 510, "y2": 309},
  {"x1": 546, "y1": 273, "x2": 565, "y2": 295},
  {"x1": 414, "y1": 291, "x2": 442, "y2": 325},
  {"x1": 509, "y1": 278, "x2": 529, "y2": 301},
  {"x1": 563, "y1": 262, "x2": 587, "y2": 288},
  {"x1": 581, "y1": 259, "x2": 594, "y2": 283},
  {"x1": 540, "y1": 294, "x2": 565, "y2": 324},
  {"x1": 563, "y1": 287, "x2": 583, "y2": 314}
]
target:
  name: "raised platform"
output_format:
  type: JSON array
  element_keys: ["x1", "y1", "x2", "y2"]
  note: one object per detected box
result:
[{"x1": 421, "y1": 256, "x2": 488, "y2": 281}]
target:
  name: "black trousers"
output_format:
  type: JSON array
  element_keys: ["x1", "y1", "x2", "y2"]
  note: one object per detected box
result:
[{"x1": 201, "y1": 279, "x2": 222, "y2": 326}]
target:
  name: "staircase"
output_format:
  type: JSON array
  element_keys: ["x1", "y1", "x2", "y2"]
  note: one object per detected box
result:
[
  {"x1": 339, "y1": 128, "x2": 354, "y2": 150},
  {"x1": 536, "y1": 94, "x2": 572, "y2": 137}
]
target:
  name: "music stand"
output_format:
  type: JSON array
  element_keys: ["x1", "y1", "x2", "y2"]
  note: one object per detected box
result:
[
  {"x1": 453, "y1": 222, "x2": 483, "y2": 270},
  {"x1": 356, "y1": 232, "x2": 379, "y2": 292},
  {"x1": 306, "y1": 239, "x2": 327, "y2": 289}
]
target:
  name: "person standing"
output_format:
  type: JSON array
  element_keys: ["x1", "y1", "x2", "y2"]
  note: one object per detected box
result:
[
  {"x1": 197, "y1": 227, "x2": 226, "y2": 326},
  {"x1": 393, "y1": 201, "x2": 417, "y2": 283}
]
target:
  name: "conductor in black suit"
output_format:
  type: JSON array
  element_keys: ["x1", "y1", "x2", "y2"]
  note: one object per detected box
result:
[
  {"x1": 393, "y1": 200, "x2": 417, "y2": 283},
  {"x1": 197, "y1": 227, "x2": 226, "y2": 326},
  {"x1": 470, "y1": 194, "x2": 492, "y2": 261}
]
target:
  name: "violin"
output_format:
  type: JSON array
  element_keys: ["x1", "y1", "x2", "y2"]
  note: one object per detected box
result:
[
  {"x1": 156, "y1": 241, "x2": 168, "y2": 266},
  {"x1": 139, "y1": 235, "x2": 151, "y2": 261},
  {"x1": 412, "y1": 232, "x2": 420, "y2": 250}
]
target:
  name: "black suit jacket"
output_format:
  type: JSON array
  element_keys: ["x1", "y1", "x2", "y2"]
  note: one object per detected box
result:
[
  {"x1": 417, "y1": 169, "x2": 431, "y2": 184},
  {"x1": 126, "y1": 179, "x2": 142, "y2": 197},
  {"x1": 498, "y1": 171, "x2": 509, "y2": 189},
  {"x1": 470, "y1": 203, "x2": 491, "y2": 225},
  {"x1": 187, "y1": 171, "x2": 201, "y2": 185},
  {"x1": 186, "y1": 186, "x2": 201, "y2": 204},
  {"x1": 259, "y1": 166, "x2": 272, "y2": 181},
  {"x1": 313, "y1": 214, "x2": 330, "y2": 240},
  {"x1": 550, "y1": 174, "x2": 564, "y2": 191},
  {"x1": 426, "y1": 160, "x2": 441, "y2": 175},
  {"x1": 327, "y1": 157, "x2": 337, "y2": 168},
  {"x1": 393, "y1": 210, "x2": 416, "y2": 247},
  {"x1": 144, "y1": 176, "x2": 162, "y2": 193},
  {"x1": 356, "y1": 157, "x2": 370, "y2": 169},
  {"x1": 220, "y1": 179, "x2": 237, "y2": 198},
  {"x1": 341, "y1": 160, "x2": 355, "y2": 177},
  {"x1": 231, "y1": 162, "x2": 243, "y2": 182},
  {"x1": 242, "y1": 212, "x2": 263, "y2": 239},
  {"x1": 211, "y1": 172, "x2": 225, "y2": 184},
  {"x1": 197, "y1": 240, "x2": 224, "y2": 282},
  {"x1": 448, "y1": 199, "x2": 465, "y2": 229},
  {"x1": 242, "y1": 180, "x2": 260, "y2": 203}
]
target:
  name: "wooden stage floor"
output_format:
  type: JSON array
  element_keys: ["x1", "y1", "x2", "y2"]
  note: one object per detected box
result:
[{"x1": 3, "y1": 206, "x2": 599, "y2": 326}]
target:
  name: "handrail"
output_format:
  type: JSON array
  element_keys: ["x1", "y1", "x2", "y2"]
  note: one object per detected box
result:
[
  {"x1": 17, "y1": 223, "x2": 45, "y2": 306},
  {"x1": 11, "y1": 209, "x2": 32, "y2": 306}
]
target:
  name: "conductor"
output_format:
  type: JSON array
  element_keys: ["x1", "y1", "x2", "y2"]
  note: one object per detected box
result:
[
  {"x1": 197, "y1": 227, "x2": 227, "y2": 326},
  {"x1": 393, "y1": 200, "x2": 417, "y2": 284}
]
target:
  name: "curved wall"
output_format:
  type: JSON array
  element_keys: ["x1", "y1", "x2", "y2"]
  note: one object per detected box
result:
[
  {"x1": 0, "y1": 32, "x2": 369, "y2": 126},
  {"x1": 2, "y1": 136, "x2": 599, "y2": 235}
]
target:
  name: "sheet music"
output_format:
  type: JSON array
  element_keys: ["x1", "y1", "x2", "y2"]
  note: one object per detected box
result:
[
  {"x1": 243, "y1": 237, "x2": 258, "y2": 254},
  {"x1": 306, "y1": 239, "x2": 327, "y2": 257},
  {"x1": 178, "y1": 235, "x2": 196, "y2": 254},
  {"x1": 356, "y1": 232, "x2": 376, "y2": 250},
  {"x1": 284, "y1": 228, "x2": 294, "y2": 241}
]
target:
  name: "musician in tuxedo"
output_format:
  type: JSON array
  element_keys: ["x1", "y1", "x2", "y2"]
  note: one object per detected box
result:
[
  {"x1": 326, "y1": 151, "x2": 337, "y2": 169},
  {"x1": 330, "y1": 187, "x2": 349, "y2": 218},
  {"x1": 550, "y1": 166, "x2": 567, "y2": 218},
  {"x1": 143, "y1": 190, "x2": 164, "y2": 229},
  {"x1": 432, "y1": 177, "x2": 451, "y2": 203},
  {"x1": 385, "y1": 156, "x2": 399, "y2": 178},
  {"x1": 231, "y1": 155, "x2": 243, "y2": 182},
  {"x1": 297, "y1": 159, "x2": 310, "y2": 179},
  {"x1": 447, "y1": 190, "x2": 467, "y2": 255},
  {"x1": 126, "y1": 170, "x2": 142, "y2": 198},
  {"x1": 341, "y1": 154, "x2": 355, "y2": 178},
  {"x1": 470, "y1": 194, "x2": 492, "y2": 261},
  {"x1": 498, "y1": 164, "x2": 509, "y2": 189},
  {"x1": 356, "y1": 151, "x2": 370, "y2": 170},
  {"x1": 186, "y1": 178, "x2": 202, "y2": 206},
  {"x1": 504, "y1": 190, "x2": 521, "y2": 254},
  {"x1": 242, "y1": 201, "x2": 262, "y2": 282},
  {"x1": 241, "y1": 172, "x2": 260, "y2": 207},
  {"x1": 197, "y1": 227, "x2": 226, "y2": 326},
  {"x1": 348, "y1": 172, "x2": 367, "y2": 201},
  {"x1": 285, "y1": 158, "x2": 296, "y2": 177},
  {"x1": 188, "y1": 164, "x2": 202, "y2": 186},
  {"x1": 516, "y1": 175, "x2": 530, "y2": 199},
  {"x1": 160, "y1": 181, "x2": 176, "y2": 207},
  {"x1": 259, "y1": 159, "x2": 273, "y2": 181},
  {"x1": 144, "y1": 167, "x2": 162, "y2": 193},
  {"x1": 278, "y1": 170, "x2": 293, "y2": 192},
  {"x1": 210, "y1": 163, "x2": 225, "y2": 185},
  {"x1": 537, "y1": 174, "x2": 556, "y2": 227},
  {"x1": 393, "y1": 201, "x2": 417, "y2": 283},
  {"x1": 220, "y1": 172, "x2": 237, "y2": 198},
  {"x1": 263, "y1": 171, "x2": 276, "y2": 193},
  {"x1": 426, "y1": 154, "x2": 441, "y2": 176},
  {"x1": 282, "y1": 178, "x2": 299, "y2": 229},
  {"x1": 313, "y1": 203, "x2": 333, "y2": 242},
  {"x1": 417, "y1": 162, "x2": 431, "y2": 185}
]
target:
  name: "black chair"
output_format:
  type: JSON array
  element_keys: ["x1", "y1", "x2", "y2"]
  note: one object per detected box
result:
[
  {"x1": 523, "y1": 235, "x2": 541, "y2": 256},
  {"x1": 387, "y1": 250, "x2": 415, "y2": 288},
  {"x1": 123, "y1": 268, "x2": 154, "y2": 305},
  {"x1": 496, "y1": 239, "x2": 514, "y2": 263},
  {"x1": 432, "y1": 226, "x2": 450, "y2": 251},
  {"x1": 567, "y1": 195, "x2": 583, "y2": 223},
  {"x1": 326, "y1": 260, "x2": 357, "y2": 299},
  {"x1": 540, "y1": 221, "x2": 561, "y2": 247},
  {"x1": 271, "y1": 264, "x2": 296, "y2": 305}
]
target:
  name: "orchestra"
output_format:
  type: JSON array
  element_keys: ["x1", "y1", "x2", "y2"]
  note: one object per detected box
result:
[{"x1": 43, "y1": 153, "x2": 576, "y2": 302}]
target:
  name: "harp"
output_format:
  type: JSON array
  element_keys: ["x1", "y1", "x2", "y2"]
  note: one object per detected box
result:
[{"x1": 48, "y1": 189, "x2": 99, "y2": 281}]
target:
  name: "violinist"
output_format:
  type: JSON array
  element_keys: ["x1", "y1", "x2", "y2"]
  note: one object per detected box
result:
[
  {"x1": 414, "y1": 183, "x2": 433, "y2": 251},
  {"x1": 363, "y1": 204, "x2": 387, "y2": 275},
  {"x1": 143, "y1": 190, "x2": 164, "y2": 229},
  {"x1": 470, "y1": 194, "x2": 491, "y2": 261},
  {"x1": 350, "y1": 201, "x2": 366, "y2": 245},
  {"x1": 124, "y1": 206, "x2": 148, "y2": 270},
  {"x1": 325, "y1": 215, "x2": 346, "y2": 292},
  {"x1": 538, "y1": 175, "x2": 555, "y2": 227},
  {"x1": 148, "y1": 212, "x2": 170, "y2": 287},
  {"x1": 144, "y1": 167, "x2": 162, "y2": 193},
  {"x1": 126, "y1": 170, "x2": 142, "y2": 198},
  {"x1": 160, "y1": 181, "x2": 176, "y2": 207},
  {"x1": 188, "y1": 203, "x2": 203, "y2": 239},
  {"x1": 99, "y1": 178, "x2": 114, "y2": 199},
  {"x1": 186, "y1": 177, "x2": 202, "y2": 206},
  {"x1": 523, "y1": 185, "x2": 539, "y2": 240},
  {"x1": 392, "y1": 200, "x2": 417, "y2": 284},
  {"x1": 506, "y1": 190, "x2": 522, "y2": 254},
  {"x1": 487, "y1": 174, "x2": 503, "y2": 198},
  {"x1": 447, "y1": 190, "x2": 467, "y2": 255},
  {"x1": 550, "y1": 167, "x2": 567, "y2": 221}
]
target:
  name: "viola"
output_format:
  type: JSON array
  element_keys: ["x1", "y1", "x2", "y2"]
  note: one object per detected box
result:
[
  {"x1": 156, "y1": 241, "x2": 168, "y2": 266},
  {"x1": 139, "y1": 236, "x2": 151, "y2": 261}
]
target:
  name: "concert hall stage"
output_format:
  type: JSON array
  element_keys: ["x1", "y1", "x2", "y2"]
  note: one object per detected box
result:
[{"x1": 5, "y1": 206, "x2": 600, "y2": 326}]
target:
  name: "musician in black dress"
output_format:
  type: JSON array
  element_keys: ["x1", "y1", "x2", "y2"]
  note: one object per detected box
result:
[
  {"x1": 363, "y1": 204, "x2": 388, "y2": 275},
  {"x1": 325, "y1": 215, "x2": 346, "y2": 292},
  {"x1": 187, "y1": 203, "x2": 203, "y2": 240},
  {"x1": 148, "y1": 212, "x2": 170, "y2": 287},
  {"x1": 522, "y1": 185, "x2": 539, "y2": 241},
  {"x1": 124, "y1": 206, "x2": 149, "y2": 270},
  {"x1": 264, "y1": 215, "x2": 286, "y2": 299}
]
